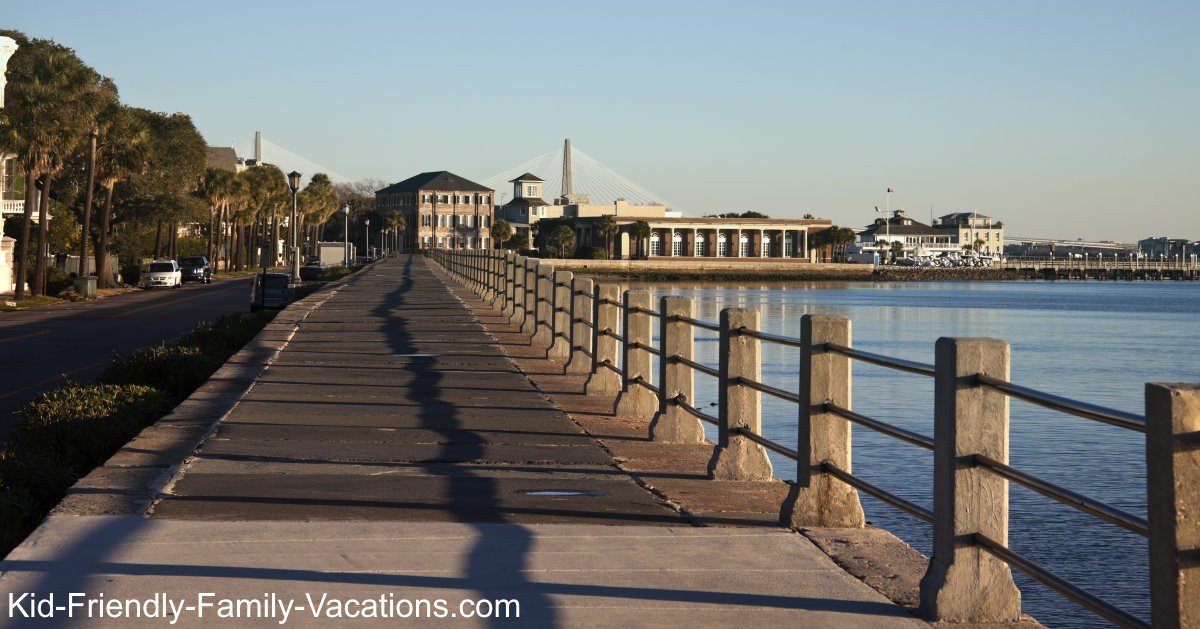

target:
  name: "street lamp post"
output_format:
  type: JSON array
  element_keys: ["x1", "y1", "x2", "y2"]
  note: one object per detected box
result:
[
  {"x1": 287, "y1": 171, "x2": 302, "y2": 282},
  {"x1": 78, "y1": 128, "x2": 98, "y2": 281},
  {"x1": 342, "y1": 203, "x2": 350, "y2": 267},
  {"x1": 365, "y1": 217, "x2": 371, "y2": 260}
]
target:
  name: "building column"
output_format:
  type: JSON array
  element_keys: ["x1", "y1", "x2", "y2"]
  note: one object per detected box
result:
[{"x1": 736, "y1": 229, "x2": 742, "y2": 257}]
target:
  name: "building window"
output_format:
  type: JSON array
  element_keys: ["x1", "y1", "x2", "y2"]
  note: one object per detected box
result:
[
  {"x1": 526, "y1": 185, "x2": 535, "y2": 196},
  {"x1": 482, "y1": 195, "x2": 489, "y2": 205},
  {"x1": 739, "y1": 234, "x2": 750, "y2": 257},
  {"x1": 695, "y1": 236, "x2": 705, "y2": 257},
  {"x1": 717, "y1": 233, "x2": 728, "y2": 257},
  {"x1": 761, "y1": 237, "x2": 771, "y2": 257},
  {"x1": 672, "y1": 232, "x2": 683, "y2": 256},
  {"x1": 784, "y1": 234, "x2": 794, "y2": 257},
  {"x1": 422, "y1": 214, "x2": 431, "y2": 227},
  {"x1": 649, "y1": 232, "x2": 662, "y2": 257}
]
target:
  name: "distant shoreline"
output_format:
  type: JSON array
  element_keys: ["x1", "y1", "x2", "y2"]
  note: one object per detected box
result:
[{"x1": 575, "y1": 266, "x2": 1019, "y2": 282}]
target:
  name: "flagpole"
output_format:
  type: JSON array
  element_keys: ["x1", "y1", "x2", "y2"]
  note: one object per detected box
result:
[{"x1": 885, "y1": 187, "x2": 891, "y2": 260}]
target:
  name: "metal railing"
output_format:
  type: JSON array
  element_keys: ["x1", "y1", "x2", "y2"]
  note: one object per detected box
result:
[{"x1": 428, "y1": 249, "x2": 1196, "y2": 628}]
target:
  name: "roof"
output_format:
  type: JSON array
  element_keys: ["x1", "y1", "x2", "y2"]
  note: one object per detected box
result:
[
  {"x1": 205, "y1": 147, "x2": 238, "y2": 172},
  {"x1": 509, "y1": 172, "x2": 545, "y2": 183},
  {"x1": 503, "y1": 197, "x2": 549, "y2": 207},
  {"x1": 860, "y1": 221, "x2": 954, "y2": 237},
  {"x1": 376, "y1": 171, "x2": 493, "y2": 194}
]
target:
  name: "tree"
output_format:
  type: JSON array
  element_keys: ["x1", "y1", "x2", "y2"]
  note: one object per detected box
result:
[
  {"x1": 491, "y1": 219, "x2": 514, "y2": 250},
  {"x1": 803, "y1": 213, "x2": 816, "y2": 219},
  {"x1": 243, "y1": 164, "x2": 289, "y2": 264},
  {"x1": 890, "y1": 240, "x2": 904, "y2": 262},
  {"x1": 90, "y1": 105, "x2": 150, "y2": 286},
  {"x1": 0, "y1": 33, "x2": 114, "y2": 296},
  {"x1": 707, "y1": 211, "x2": 770, "y2": 219},
  {"x1": 547, "y1": 224, "x2": 576, "y2": 259},
  {"x1": 630, "y1": 220, "x2": 651, "y2": 259},
  {"x1": 386, "y1": 212, "x2": 406, "y2": 254},
  {"x1": 298, "y1": 173, "x2": 337, "y2": 256},
  {"x1": 594, "y1": 215, "x2": 617, "y2": 259}
]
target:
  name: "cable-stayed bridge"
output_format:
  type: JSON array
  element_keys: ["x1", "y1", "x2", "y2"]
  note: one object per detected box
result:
[
  {"x1": 230, "y1": 132, "x2": 351, "y2": 184},
  {"x1": 483, "y1": 140, "x2": 683, "y2": 212}
]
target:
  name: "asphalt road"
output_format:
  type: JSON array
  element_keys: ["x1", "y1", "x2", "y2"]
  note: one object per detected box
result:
[{"x1": 0, "y1": 275, "x2": 256, "y2": 439}]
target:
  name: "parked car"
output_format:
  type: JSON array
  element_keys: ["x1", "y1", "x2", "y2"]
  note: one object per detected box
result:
[
  {"x1": 178, "y1": 255, "x2": 212, "y2": 284},
  {"x1": 299, "y1": 262, "x2": 324, "y2": 282},
  {"x1": 144, "y1": 260, "x2": 182, "y2": 289},
  {"x1": 250, "y1": 272, "x2": 294, "y2": 311}
]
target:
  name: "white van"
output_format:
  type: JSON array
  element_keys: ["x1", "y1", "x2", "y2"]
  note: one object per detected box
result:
[{"x1": 145, "y1": 260, "x2": 182, "y2": 289}]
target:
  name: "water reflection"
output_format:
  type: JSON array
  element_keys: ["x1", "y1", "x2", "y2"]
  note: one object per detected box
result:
[{"x1": 624, "y1": 279, "x2": 1200, "y2": 628}]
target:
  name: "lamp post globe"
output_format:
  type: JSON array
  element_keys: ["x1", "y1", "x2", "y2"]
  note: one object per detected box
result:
[{"x1": 287, "y1": 171, "x2": 302, "y2": 282}]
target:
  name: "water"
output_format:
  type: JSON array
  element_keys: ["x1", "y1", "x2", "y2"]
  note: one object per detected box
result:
[{"x1": 628, "y1": 280, "x2": 1200, "y2": 628}]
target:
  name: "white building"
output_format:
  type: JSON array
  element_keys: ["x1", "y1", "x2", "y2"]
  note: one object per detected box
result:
[{"x1": 850, "y1": 210, "x2": 1005, "y2": 262}]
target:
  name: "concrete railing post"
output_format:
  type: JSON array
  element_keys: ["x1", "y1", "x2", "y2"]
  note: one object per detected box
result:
[
  {"x1": 502, "y1": 253, "x2": 517, "y2": 318},
  {"x1": 1145, "y1": 383, "x2": 1200, "y2": 629},
  {"x1": 531, "y1": 264, "x2": 555, "y2": 348},
  {"x1": 783, "y1": 314, "x2": 865, "y2": 527},
  {"x1": 708, "y1": 308, "x2": 772, "y2": 481},
  {"x1": 650, "y1": 296, "x2": 705, "y2": 443},
  {"x1": 508, "y1": 255, "x2": 525, "y2": 324},
  {"x1": 920, "y1": 337, "x2": 1021, "y2": 623},
  {"x1": 615, "y1": 290, "x2": 658, "y2": 417},
  {"x1": 521, "y1": 259, "x2": 537, "y2": 335},
  {"x1": 566, "y1": 278, "x2": 594, "y2": 374},
  {"x1": 585, "y1": 283, "x2": 622, "y2": 395},
  {"x1": 549, "y1": 270, "x2": 573, "y2": 359}
]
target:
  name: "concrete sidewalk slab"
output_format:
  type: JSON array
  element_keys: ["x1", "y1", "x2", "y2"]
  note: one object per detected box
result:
[{"x1": 0, "y1": 518, "x2": 924, "y2": 627}]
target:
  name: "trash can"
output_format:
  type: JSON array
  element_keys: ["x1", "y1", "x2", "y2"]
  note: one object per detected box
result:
[{"x1": 73, "y1": 276, "x2": 97, "y2": 298}]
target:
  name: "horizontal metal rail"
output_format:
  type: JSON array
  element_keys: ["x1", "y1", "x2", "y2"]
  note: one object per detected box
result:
[
  {"x1": 599, "y1": 298, "x2": 623, "y2": 307},
  {"x1": 627, "y1": 306, "x2": 663, "y2": 318},
  {"x1": 574, "y1": 319, "x2": 595, "y2": 329},
  {"x1": 631, "y1": 375, "x2": 661, "y2": 395},
  {"x1": 674, "y1": 314, "x2": 721, "y2": 332},
  {"x1": 825, "y1": 342, "x2": 936, "y2": 377},
  {"x1": 736, "y1": 327, "x2": 805, "y2": 348},
  {"x1": 824, "y1": 402, "x2": 935, "y2": 450},
  {"x1": 598, "y1": 329, "x2": 625, "y2": 342},
  {"x1": 670, "y1": 355, "x2": 721, "y2": 378},
  {"x1": 974, "y1": 454, "x2": 1148, "y2": 536},
  {"x1": 673, "y1": 395, "x2": 719, "y2": 426},
  {"x1": 976, "y1": 373, "x2": 1146, "y2": 432},
  {"x1": 596, "y1": 358, "x2": 622, "y2": 374},
  {"x1": 823, "y1": 463, "x2": 934, "y2": 523},
  {"x1": 973, "y1": 533, "x2": 1148, "y2": 629},
  {"x1": 735, "y1": 376, "x2": 801, "y2": 404},
  {"x1": 629, "y1": 341, "x2": 661, "y2": 356},
  {"x1": 731, "y1": 426, "x2": 801, "y2": 461}
]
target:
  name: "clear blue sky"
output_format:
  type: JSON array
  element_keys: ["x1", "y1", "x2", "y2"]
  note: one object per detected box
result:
[{"x1": 6, "y1": 0, "x2": 1197, "y2": 241}]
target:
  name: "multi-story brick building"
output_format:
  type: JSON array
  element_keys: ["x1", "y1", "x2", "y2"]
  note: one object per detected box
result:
[{"x1": 375, "y1": 171, "x2": 495, "y2": 252}]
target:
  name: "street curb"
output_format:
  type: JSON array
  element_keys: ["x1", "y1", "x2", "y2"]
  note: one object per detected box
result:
[{"x1": 46, "y1": 263, "x2": 379, "y2": 517}]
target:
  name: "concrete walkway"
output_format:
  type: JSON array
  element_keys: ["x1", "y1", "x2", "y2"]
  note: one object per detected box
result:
[{"x1": 0, "y1": 255, "x2": 923, "y2": 627}]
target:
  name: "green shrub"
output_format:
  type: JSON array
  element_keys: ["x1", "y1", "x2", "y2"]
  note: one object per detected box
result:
[
  {"x1": 0, "y1": 384, "x2": 170, "y2": 558},
  {"x1": 10, "y1": 384, "x2": 170, "y2": 477},
  {"x1": 99, "y1": 345, "x2": 222, "y2": 400},
  {"x1": 121, "y1": 264, "x2": 141, "y2": 285},
  {"x1": 46, "y1": 266, "x2": 72, "y2": 295},
  {"x1": 176, "y1": 312, "x2": 273, "y2": 358},
  {"x1": 573, "y1": 246, "x2": 609, "y2": 260},
  {"x1": 319, "y1": 266, "x2": 351, "y2": 282}
]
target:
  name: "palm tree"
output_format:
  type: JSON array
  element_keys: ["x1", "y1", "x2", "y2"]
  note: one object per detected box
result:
[
  {"x1": 201, "y1": 168, "x2": 235, "y2": 271},
  {"x1": 491, "y1": 219, "x2": 514, "y2": 250},
  {"x1": 244, "y1": 165, "x2": 289, "y2": 265},
  {"x1": 595, "y1": 215, "x2": 617, "y2": 259},
  {"x1": 0, "y1": 36, "x2": 112, "y2": 295},
  {"x1": 548, "y1": 224, "x2": 576, "y2": 259},
  {"x1": 92, "y1": 105, "x2": 150, "y2": 287},
  {"x1": 630, "y1": 220, "x2": 651, "y2": 260},
  {"x1": 383, "y1": 212, "x2": 406, "y2": 255}
]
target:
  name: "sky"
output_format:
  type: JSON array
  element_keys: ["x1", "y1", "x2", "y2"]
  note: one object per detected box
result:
[{"x1": 4, "y1": 0, "x2": 1197, "y2": 241}]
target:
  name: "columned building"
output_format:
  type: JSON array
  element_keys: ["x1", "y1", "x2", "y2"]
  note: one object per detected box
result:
[
  {"x1": 576, "y1": 216, "x2": 828, "y2": 260},
  {"x1": 375, "y1": 171, "x2": 494, "y2": 251}
]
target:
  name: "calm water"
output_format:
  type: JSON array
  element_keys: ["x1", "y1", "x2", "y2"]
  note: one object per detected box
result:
[{"x1": 628, "y1": 280, "x2": 1200, "y2": 628}]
